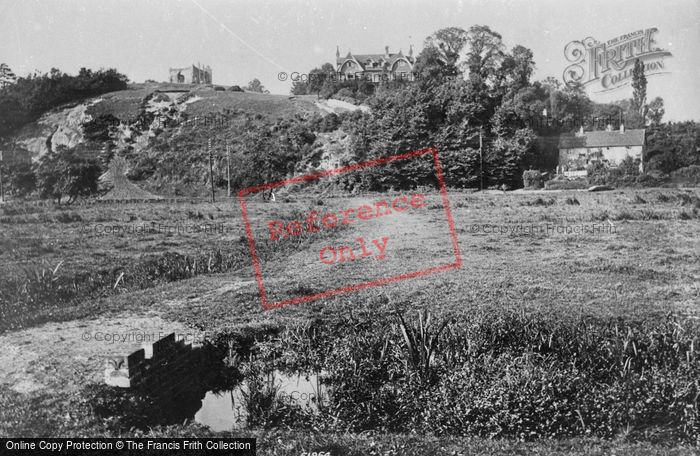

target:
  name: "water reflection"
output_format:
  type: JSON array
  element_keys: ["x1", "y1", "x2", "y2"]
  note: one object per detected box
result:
[{"x1": 194, "y1": 370, "x2": 327, "y2": 431}]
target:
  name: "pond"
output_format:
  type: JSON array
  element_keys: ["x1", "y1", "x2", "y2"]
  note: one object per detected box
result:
[{"x1": 194, "y1": 370, "x2": 328, "y2": 432}]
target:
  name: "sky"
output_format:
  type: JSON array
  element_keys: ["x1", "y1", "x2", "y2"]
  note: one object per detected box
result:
[{"x1": 1, "y1": 0, "x2": 699, "y2": 121}]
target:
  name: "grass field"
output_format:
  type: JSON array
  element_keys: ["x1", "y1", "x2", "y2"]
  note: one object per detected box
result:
[{"x1": 1, "y1": 188, "x2": 699, "y2": 454}]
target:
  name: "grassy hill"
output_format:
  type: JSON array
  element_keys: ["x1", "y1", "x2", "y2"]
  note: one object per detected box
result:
[
  {"x1": 8, "y1": 82, "x2": 360, "y2": 197},
  {"x1": 88, "y1": 82, "x2": 323, "y2": 121}
]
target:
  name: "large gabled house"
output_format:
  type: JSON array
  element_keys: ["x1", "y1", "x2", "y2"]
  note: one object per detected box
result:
[
  {"x1": 336, "y1": 45, "x2": 416, "y2": 83},
  {"x1": 558, "y1": 124, "x2": 645, "y2": 177}
]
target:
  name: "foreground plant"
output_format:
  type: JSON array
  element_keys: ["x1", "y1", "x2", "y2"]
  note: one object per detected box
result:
[{"x1": 392, "y1": 308, "x2": 453, "y2": 385}]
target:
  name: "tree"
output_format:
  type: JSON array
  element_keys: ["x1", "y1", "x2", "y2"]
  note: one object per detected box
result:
[
  {"x1": 413, "y1": 46, "x2": 459, "y2": 83},
  {"x1": 0, "y1": 63, "x2": 17, "y2": 88},
  {"x1": 245, "y1": 78, "x2": 266, "y2": 93},
  {"x1": 463, "y1": 25, "x2": 505, "y2": 86},
  {"x1": 0, "y1": 67, "x2": 128, "y2": 137},
  {"x1": 424, "y1": 27, "x2": 468, "y2": 70},
  {"x1": 647, "y1": 97, "x2": 665, "y2": 125},
  {"x1": 543, "y1": 82, "x2": 592, "y2": 130},
  {"x1": 35, "y1": 146, "x2": 101, "y2": 203},
  {"x1": 499, "y1": 45, "x2": 535, "y2": 95},
  {"x1": 631, "y1": 59, "x2": 647, "y2": 118},
  {"x1": 310, "y1": 63, "x2": 336, "y2": 94},
  {"x1": 541, "y1": 77, "x2": 562, "y2": 119},
  {"x1": 486, "y1": 128, "x2": 537, "y2": 188},
  {"x1": 291, "y1": 63, "x2": 336, "y2": 95}
]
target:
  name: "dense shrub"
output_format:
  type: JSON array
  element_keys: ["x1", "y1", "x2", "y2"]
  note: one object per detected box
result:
[
  {"x1": 670, "y1": 165, "x2": 700, "y2": 185},
  {"x1": 645, "y1": 121, "x2": 700, "y2": 175},
  {"x1": 34, "y1": 146, "x2": 101, "y2": 203},
  {"x1": 317, "y1": 113, "x2": 341, "y2": 132},
  {"x1": 583, "y1": 158, "x2": 670, "y2": 188},
  {"x1": 523, "y1": 170, "x2": 543, "y2": 189},
  {"x1": 259, "y1": 312, "x2": 700, "y2": 442},
  {"x1": 635, "y1": 172, "x2": 668, "y2": 187},
  {"x1": 526, "y1": 197, "x2": 556, "y2": 206},
  {"x1": 441, "y1": 148, "x2": 480, "y2": 188},
  {"x1": 1, "y1": 160, "x2": 36, "y2": 196}
]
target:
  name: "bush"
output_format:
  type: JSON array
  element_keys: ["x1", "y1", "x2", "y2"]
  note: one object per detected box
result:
[
  {"x1": 670, "y1": 165, "x2": 700, "y2": 185},
  {"x1": 228, "y1": 85, "x2": 243, "y2": 92},
  {"x1": 635, "y1": 172, "x2": 668, "y2": 187},
  {"x1": 619, "y1": 156, "x2": 641, "y2": 176},
  {"x1": 441, "y1": 148, "x2": 480, "y2": 189},
  {"x1": 34, "y1": 146, "x2": 101, "y2": 204},
  {"x1": 522, "y1": 170, "x2": 543, "y2": 189},
  {"x1": 646, "y1": 151, "x2": 681, "y2": 175},
  {"x1": 2, "y1": 160, "x2": 36, "y2": 196},
  {"x1": 318, "y1": 113, "x2": 340, "y2": 132},
  {"x1": 586, "y1": 162, "x2": 609, "y2": 185},
  {"x1": 526, "y1": 197, "x2": 556, "y2": 206}
]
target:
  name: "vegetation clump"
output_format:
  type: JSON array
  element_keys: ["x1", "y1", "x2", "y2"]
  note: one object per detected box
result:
[{"x1": 241, "y1": 311, "x2": 700, "y2": 443}]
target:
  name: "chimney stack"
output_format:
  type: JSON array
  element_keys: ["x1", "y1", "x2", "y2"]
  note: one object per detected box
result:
[{"x1": 385, "y1": 45, "x2": 390, "y2": 58}]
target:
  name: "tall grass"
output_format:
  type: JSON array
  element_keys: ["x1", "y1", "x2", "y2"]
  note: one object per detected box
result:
[
  {"x1": 250, "y1": 311, "x2": 700, "y2": 442},
  {"x1": 0, "y1": 204, "x2": 351, "y2": 332},
  {"x1": 393, "y1": 309, "x2": 452, "y2": 385}
]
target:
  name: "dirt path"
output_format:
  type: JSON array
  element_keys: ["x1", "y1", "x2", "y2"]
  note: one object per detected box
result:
[{"x1": 0, "y1": 315, "x2": 192, "y2": 394}]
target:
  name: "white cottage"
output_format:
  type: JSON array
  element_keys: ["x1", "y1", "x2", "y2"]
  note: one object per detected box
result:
[{"x1": 558, "y1": 125, "x2": 645, "y2": 177}]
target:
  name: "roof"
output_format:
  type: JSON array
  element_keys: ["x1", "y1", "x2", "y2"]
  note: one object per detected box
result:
[
  {"x1": 559, "y1": 129, "x2": 645, "y2": 149},
  {"x1": 337, "y1": 51, "x2": 415, "y2": 70}
]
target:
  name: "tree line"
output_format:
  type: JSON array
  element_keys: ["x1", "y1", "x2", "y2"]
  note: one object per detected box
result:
[
  {"x1": 0, "y1": 27, "x2": 698, "y2": 202},
  {"x1": 0, "y1": 67, "x2": 128, "y2": 202},
  {"x1": 291, "y1": 25, "x2": 697, "y2": 190}
]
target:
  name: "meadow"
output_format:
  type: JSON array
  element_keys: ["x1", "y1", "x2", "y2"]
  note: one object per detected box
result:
[{"x1": 0, "y1": 187, "x2": 699, "y2": 454}]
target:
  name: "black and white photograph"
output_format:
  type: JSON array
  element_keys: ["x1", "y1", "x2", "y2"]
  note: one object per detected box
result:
[{"x1": 0, "y1": 0, "x2": 699, "y2": 454}]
